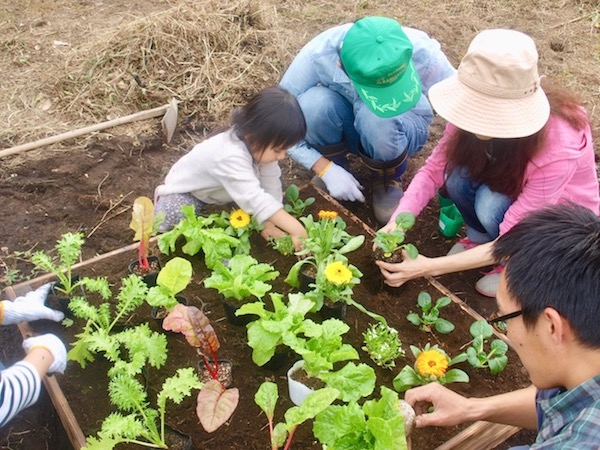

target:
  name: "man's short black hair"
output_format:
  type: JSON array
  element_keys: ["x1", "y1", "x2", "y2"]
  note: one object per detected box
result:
[{"x1": 492, "y1": 203, "x2": 600, "y2": 347}]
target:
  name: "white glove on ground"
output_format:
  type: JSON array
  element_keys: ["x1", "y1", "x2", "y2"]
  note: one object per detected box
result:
[
  {"x1": 320, "y1": 163, "x2": 365, "y2": 202},
  {"x1": 22, "y1": 333, "x2": 67, "y2": 374},
  {"x1": 1, "y1": 283, "x2": 64, "y2": 325}
]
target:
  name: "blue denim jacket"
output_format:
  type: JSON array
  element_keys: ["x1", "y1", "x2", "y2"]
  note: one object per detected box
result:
[{"x1": 280, "y1": 23, "x2": 456, "y2": 169}]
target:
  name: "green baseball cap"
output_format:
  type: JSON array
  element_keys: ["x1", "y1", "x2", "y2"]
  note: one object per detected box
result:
[{"x1": 341, "y1": 17, "x2": 422, "y2": 118}]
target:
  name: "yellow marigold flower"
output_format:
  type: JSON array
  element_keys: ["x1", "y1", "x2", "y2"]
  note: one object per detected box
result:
[
  {"x1": 416, "y1": 349, "x2": 449, "y2": 379},
  {"x1": 324, "y1": 261, "x2": 353, "y2": 285},
  {"x1": 318, "y1": 210, "x2": 338, "y2": 220},
  {"x1": 230, "y1": 209, "x2": 251, "y2": 228}
]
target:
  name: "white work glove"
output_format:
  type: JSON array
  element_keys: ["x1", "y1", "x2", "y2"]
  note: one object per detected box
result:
[
  {"x1": 22, "y1": 333, "x2": 68, "y2": 374},
  {"x1": 320, "y1": 163, "x2": 365, "y2": 202},
  {"x1": 1, "y1": 283, "x2": 65, "y2": 325}
]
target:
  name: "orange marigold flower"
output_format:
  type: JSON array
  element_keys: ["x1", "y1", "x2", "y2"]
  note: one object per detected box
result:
[
  {"x1": 415, "y1": 349, "x2": 449, "y2": 379},
  {"x1": 230, "y1": 209, "x2": 251, "y2": 228},
  {"x1": 318, "y1": 210, "x2": 338, "y2": 220}
]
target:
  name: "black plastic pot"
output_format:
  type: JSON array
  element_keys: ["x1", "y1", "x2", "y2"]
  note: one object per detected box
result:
[
  {"x1": 198, "y1": 359, "x2": 233, "y2": 388},
  {"x1": 222, "y1": 300, "x2": 256, "y2": 326},
  {"x1": 319, "y1": 301, "x2": 347, "y2": 321},
  {"x1": 45, "y1": 276, "x2": 83, "y2": 319},
  {"x1": 261, "y1": 348, "x2": 292, "y2": 372},
  {"x1": 152, "y1": 295, "x2": 189, "y2": 326},
  {"x1": 164, "y1": 424, "x2": 192, "y2": 450},
  {"x1": 298, "y1": 271, "x2": 316, "y2": 293},
  {"x1": 128, "y1": 255, "x2": 162, "y2": 287}
]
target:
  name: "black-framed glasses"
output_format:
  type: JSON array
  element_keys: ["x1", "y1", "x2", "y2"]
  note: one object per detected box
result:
[{"x1": 487, "y1": 310, "x2": 523, "y2": 334}]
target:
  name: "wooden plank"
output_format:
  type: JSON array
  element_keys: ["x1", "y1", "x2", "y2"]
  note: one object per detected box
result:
[
  {"x1": 435, "y1": 421, "x2": 520, "y2": 450},
  {"x1": 4, "y1": 285, "x2": 87, "y2": 450}
]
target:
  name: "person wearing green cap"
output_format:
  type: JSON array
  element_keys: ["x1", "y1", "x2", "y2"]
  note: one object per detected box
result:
[{"x1": 279, "y1": 16, "x2": 455, "y2": 225}]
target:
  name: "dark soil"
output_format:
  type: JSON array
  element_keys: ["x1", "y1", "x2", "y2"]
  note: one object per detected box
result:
[{"x1": 14, "y1": 184, "x2": 536, "y2": 450}]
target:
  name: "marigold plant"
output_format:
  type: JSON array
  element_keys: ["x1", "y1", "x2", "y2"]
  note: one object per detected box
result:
[{"x1": 392, "y1": 343, "x2": 469, "y2": 392}]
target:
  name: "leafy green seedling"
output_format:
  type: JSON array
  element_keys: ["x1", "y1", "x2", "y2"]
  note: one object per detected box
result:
[
  {"x1": 283, "y1": 184, "x2": 315, "y2": 218},
  {"x1": 407, "y1": 291, "x2": 455, "y2": 334},
  {"x1": 255, "y1": 381, "x2": 338, "y2": 450},
  {"x1": 268, "y1": 235, "x2": 295, "y2": 256},
  {"x1": 465, "y1": 320, "x2": 509, "y2": 375},
  {"x1": 373, "y1": 212, "x2": 418, "y2": 260},
  {"x1": 362, "y1": 322, "x2": 405, "y2": 369},
  {"x1": 146, "y1": 257, "x2": 192, "y2": 311}
]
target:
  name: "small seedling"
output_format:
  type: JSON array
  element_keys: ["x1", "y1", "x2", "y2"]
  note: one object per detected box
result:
[
  {"x1": 465, "y1": 320, "x2": 509, "y2": 375},
  {"x1": 268, "y1": 235, "x2": 295, "y2": 256},
  {"x1": 373, "y1": 212, "x2": 418, "y2": 261},
  {"x1": 283, "y1": 184, "x2": 315, "y2": 217},
  {"x1": 407, "y1": 291, "x2": 455, "y2": 334}
]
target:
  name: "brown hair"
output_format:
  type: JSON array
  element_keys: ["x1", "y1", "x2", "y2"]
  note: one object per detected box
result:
[{"x1": 445, "y1": 80, "x2": 588, "y2": 199}]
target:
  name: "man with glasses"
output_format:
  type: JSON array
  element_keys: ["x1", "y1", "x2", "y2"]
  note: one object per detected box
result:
[{"x1": 405, "y1": 203, "x2": 600, "y2": 448}]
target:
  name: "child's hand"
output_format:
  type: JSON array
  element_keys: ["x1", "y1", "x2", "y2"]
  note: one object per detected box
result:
[
  {"x1": 260, "y1": 221, "x2": 286, "y2": 241},
  {"x1": 291, "y1": 235, "x2": 305, "y2": 252}
]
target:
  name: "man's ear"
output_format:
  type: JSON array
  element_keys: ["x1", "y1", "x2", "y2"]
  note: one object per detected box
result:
[{"x1": 542, "y1": 307, "x2": 570, "y2": 345}]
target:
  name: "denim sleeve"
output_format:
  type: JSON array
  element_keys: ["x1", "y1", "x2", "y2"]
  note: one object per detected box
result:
[{"x1": 287, "y1": 141, "x2": 322, "y2": 170}]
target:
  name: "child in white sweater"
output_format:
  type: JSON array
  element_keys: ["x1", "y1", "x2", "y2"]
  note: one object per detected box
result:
[{"x1": 155, "y1": 86, "x2": 308, "y2": 248}]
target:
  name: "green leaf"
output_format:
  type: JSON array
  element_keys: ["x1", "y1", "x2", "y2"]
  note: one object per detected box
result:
[
  {"x1": 254, "y1": 382, "x2": 278, "y2": 420},
  {"x1": 406, "y1": 312, "x2": 421, "y2": 326},
  {"x1": 395, "y1": 212, "x2": 416, "y2": 231},
  {"x1": 434, "y1": 318, "x2": 455, "y2": 334},
  {"x1": 488, "y1": 355, "x2": 508, "y2": 375},
  {"x1": 284, "y1": 387, "x2": 339, "y2": 429},
  {"x1": 442, "y1": 368, "x2": 470, "y2": 384},
  {"x1": 470, "y1": 320, "x2": 494, "y2": 338},
  {"x1": 393, "y1": 366, "x2": 422, "y2": 392},
  {"x1": 156, "y1": 257, "x2": 192, "y2": 295},
  {"x1": 417, "y1": 291, "x2": 432, "y2": 309},
  {"x1": 320, "y1": 362, "x2": 376, "y2": 402},
  {"x1": 403, "y1": 243, "x2": 419, "y2": 259},
  {"x1": 435, "y1": 296, "x2": 452, "y2": 308}
]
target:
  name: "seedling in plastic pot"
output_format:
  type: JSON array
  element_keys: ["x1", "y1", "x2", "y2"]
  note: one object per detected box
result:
[
  {"x1": 465, "y1": 320, "x2": 509, "y2": 375},
  {"x1": 373, "y1": 212, "x2": 418, "y2": 263}
]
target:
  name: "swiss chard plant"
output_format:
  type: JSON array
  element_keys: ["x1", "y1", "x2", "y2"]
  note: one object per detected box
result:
[
  {"x1": 203, "y1": 254, "x2": 279, "y2": 303},
  {"x1": 30, "y1": 231, "x2": 111, "y2": 298},
  {"x1": 393, "y1": 343, "x2": 468, "y2": 392},
  {"x1": 286, "y1": 318, "x2": 376, "y2": 403},
  {"x1": 83, "y1": 367, "x2": 202, "y2": 450},
  {"x1": 285, "y1": 210, "x2": 365, "y2": 289},
  {"x1": 362, "y1": 322, "x2": 405, "y2": 369},
  {"x1": 68, "y1": 274, "x2": 150, "y2": 368},
  {"x1": 129, "y1": 196, "x2": 164, "y2": 271},
  {"x1": 465, "y1": 320, "x2": 509, "y2": 375},
  {"x1": 146, "y1": 257, "x2": 192, "y2": 311},
  {"x1": 163, "y1": 304, "x2": 240, "y2": 432},
  {"x1": 313, "y1": 386, "x2": 408, "y2": 450},
  {"x1": 157, "y1": 205, "x2": 239, "y2": 269},
  {"x1": 255, "y1": 381, "x2": 338, "y2": 450},
  {"x1": 283, "y1": 184, "x2": 315, "y2": 218},
  {"x1": 236, "y1": 292, "x2": 315, "y2": 366},
  {"x1": 373, "y1": 212, "x2": 418, "y2": 261},
  {"x1": 406, "y1": 291, "x2": 455, "y2": 334}
]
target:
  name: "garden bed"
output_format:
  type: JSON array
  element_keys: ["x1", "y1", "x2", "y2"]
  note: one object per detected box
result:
[{"x1": 5, "y1": 185, "x2": 533, "y2": 449}]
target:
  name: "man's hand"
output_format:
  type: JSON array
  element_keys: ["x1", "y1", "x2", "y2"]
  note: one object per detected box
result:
[
  {"x1": 320, "y1": 163, "x2": 365, "y2": 202},
  {"x1": 1, "y1": 283, "x2": 65, "y2": 325},
  {"x1": 22, "y1": 333, "x2": 68, "y2": 374},
  {"x1": 404, "y1": 383, "x2": 472, "y2": 428}
]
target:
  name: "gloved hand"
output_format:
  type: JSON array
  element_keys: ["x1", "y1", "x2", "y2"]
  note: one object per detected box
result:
[
  {"x1": 1, "y1": 283, "x2": 65, "y2": 325},
  {"x1": 22, "y1": 333, "x2": 67, "y2": 374},
  {"x1": 320, "y1": 163, "x2": 365, "y2": 202}
]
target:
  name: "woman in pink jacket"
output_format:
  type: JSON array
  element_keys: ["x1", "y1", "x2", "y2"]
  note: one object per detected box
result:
[{"x1": 376, "y1": 29, "x2": 599, "y2": 297}]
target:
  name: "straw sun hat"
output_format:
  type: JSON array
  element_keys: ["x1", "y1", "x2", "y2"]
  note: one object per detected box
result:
[{"x1": 428, "y1": 29, "x2": 550, "y2": 139}]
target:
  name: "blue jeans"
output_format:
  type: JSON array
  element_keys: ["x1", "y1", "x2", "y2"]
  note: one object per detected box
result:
[
  {"x1": 297, "y1": 86, "x2": 432, "y2": 165},
  {"x1": 445, "y1": 168, "x2": 513, "y2": 243}
]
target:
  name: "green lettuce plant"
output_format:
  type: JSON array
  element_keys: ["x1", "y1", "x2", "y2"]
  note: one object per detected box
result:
[
  {"x1": 362, "y1": 322, "x2": 405, "y2": 369},
  {"x1": 393, "y1": 343, "x2": 468, "y2": 392},
  {"x1": 157, "y1": 205, "x2": 239, "y2": 269},
  {"x1": 236, "y1": 292, "x2": 315, "y2": 366},
  {"x1": 286, "y1": 318, "x2": 376, "y2": 403},
  {"x1": 313, "y1": 386, "x2": 408, "y2": 450},
  {"x1": 255, "y1": 381, "x2": 338, "y2": 450},
  {"x1": 406, "y1": 291, "x2": 455, "y2": 334},
  {"x1": 203, "y1": 254, "x2": 279, "y2": 303},
  {"x1": 465, "y1": 320, "x2": 509, "y2": 375},
  {"x1": 30, "y1": 231, "x2": 111, "y2": 298}
]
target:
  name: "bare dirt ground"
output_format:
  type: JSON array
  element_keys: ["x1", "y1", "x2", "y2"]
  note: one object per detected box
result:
[{"x1": 0, "y1": 0, "x2": 598, "y2": 449}]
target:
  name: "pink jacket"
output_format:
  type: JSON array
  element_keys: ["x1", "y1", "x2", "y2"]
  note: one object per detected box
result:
[{"x1": 393, "y1": 116, "x2": 600, "y2": 235}]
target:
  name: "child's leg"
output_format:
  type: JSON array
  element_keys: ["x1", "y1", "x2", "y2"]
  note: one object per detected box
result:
[{"x1": 155, "y1": 193, "x2": 203, "y2": 231}]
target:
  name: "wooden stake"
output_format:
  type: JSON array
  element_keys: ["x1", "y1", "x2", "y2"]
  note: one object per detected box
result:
[{"x1": 0, "y1": 103, "x2": 172, "y2": 159}]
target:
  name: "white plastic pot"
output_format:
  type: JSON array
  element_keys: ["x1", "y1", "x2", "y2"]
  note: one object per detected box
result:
[{"x1": 287, "y1": 360, "x2": 314, "y2": 406}]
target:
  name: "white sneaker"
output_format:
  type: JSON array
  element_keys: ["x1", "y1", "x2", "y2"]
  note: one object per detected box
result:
[
  {"x1": 447, "y1": 237, "x2": 479, "y2": 256},
  {"x1": 475, "y1": 267, "x2": 504, "y2": 298}
]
